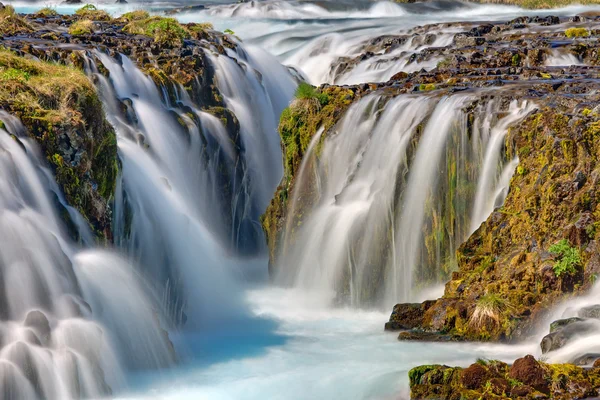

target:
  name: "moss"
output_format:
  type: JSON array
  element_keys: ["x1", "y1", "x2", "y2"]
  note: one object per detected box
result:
[
  {"x1": 69, "y1": 19, "x2": 95, "y2": 36},
  {"x1": 565, "y1": 27, "x2": 590, "y2": 38},
  {"x1": 0, "y1": 49, "x2": 117, "y2": 236},
  {"x1": 419, "y1": 83, "x2": 436, "y2": 91},
  {"x1": 74, "y1": 4, "x2": 111, "y2": 21},
  {"x1": 511, "y1": 53, "x2": 521, "y2": 66},
  {"x1": 123, "y1": 16, "x2": 190, "y2": 46}
]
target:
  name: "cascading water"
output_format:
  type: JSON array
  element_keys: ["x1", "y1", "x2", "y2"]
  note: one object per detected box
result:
[
  {"x1": 274, "y1": 92, "x2": 534, "y2": 307},
  {"x1": 84, "y1": 41, "x2": 295, "y2": 328},
  {"x1": 0, "y1": 113, "x2": 173, "y2": 400}
]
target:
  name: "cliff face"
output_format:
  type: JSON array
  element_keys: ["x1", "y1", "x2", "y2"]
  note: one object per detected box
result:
[{"x1": 263, "y1": 14, "x2": 600, "y2": 338}]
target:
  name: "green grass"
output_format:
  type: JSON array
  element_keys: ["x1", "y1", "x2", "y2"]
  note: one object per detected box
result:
[
  {"x1": 295, "y1": 82, "x2": 330, "y2": 106},
  {"x1": 119, "y1": 10, "x2": 150, "y2": 21},
  {"x1": 548, "y1": 239, "x2": 581, "y2": 277},
  {"x1": 0, "y1": 5, "x2": 33, "y2": 36},
  {"x1": 36, "y1": 7, "x2": 58, "y2": 17}
]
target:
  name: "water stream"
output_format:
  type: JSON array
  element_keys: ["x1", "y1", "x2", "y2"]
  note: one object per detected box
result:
[{"x1": 6, "y1": 0, "x2": 600, "y2": 398}]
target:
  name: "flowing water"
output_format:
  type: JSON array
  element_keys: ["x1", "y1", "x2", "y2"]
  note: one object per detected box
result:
[{"x1": 6, "y1": 0, "x2": 600, "y2": 398}]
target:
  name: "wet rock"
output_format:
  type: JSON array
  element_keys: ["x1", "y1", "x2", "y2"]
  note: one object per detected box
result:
[
  {"x1": 453, "y1": 34, "x2": 485, "y2": 47},
  {"x1": 385, "y1": 301, "x2": 434, "y2": 331},
  {"x1": 541, "y1": 320, "x2": 597, "y2": 354},
  {"x1": 573, "y1": 353, "x2": 600, "y2": 365},
  {"x1": 578, "y1": 305, "x2": 600, "y2": 319},
  {"x1": 508, "y1": 355, "x2": 549, "y2": 394},
  {"x1": 550, "y1": 317, "x2": 585, "y2": 333}
]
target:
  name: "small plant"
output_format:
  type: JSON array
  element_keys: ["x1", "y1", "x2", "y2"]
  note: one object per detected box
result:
[
  {"x1": 469, "y1": 293, "x2": 511, "y2": 330},
  {"x1": 146, "y1": 17, "x2": 188, "y2": 45},
  {"x1": 565, "y1": 27, "x2": 590, "y2": 38},
  {"x1": 591, "y1": 273, "x2": 598, "y2": 285},
  {"x1": 548, "y1": 239, "x2": 581, "y2": 277},
  {"x1": 294, "y1": 82, "x2": 329, "y2": 106},
  {"x1": 419, "y1": 83, "x2": 436, "y2": 91},
  {"x1": 224, "y1": 28, "x2": 235, "y2": 35},
  {"x1": 511, "y1": 54, "x2": 521, "y2": 66},
  {"x1": 69, "y1": 19, "x2": 95, "y2": 35}
]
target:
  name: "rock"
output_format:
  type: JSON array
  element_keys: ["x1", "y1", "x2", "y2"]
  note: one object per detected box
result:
[
  {"x1": 460, "y1": 363, "x2": 489, "y2": 389},
  {"x1": 385, "y1": 301, "x2": 434, "y2": 331},
  {"x1": 116, "y1": 0, "x2": 127, "y2": 3},
  {"x1": 541, "y1": 320, "x2": 597, "y2": 354},
  {"x1": 594, "y1": 359, "x2": 600, "y2": 368},
  {"x1": 63, "y1": 0, "x2": 82, "y2": 3},
  {"x1": 453, "y1": 34, "x2": 485, "y2": 47},
  {"x1": 550, "y1": 317, "x2": 585, "y2": 333},
  {"x1": 573, "y1": 353, "x2": 600, "y2": 365},
  {"x1": 508, "y1": 355, "x2": 549, "y2": 394},
  {"x1": 578, "y1": 305, "x2": 600, "y2": 319}
]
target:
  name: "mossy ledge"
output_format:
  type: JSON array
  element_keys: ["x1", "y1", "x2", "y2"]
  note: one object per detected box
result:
[
  {"x1": 0, "y1": 5, "x2": 242, "y2": 240},
  {"x1": 0, "y1": 48, "x2": 117, "y2": 240},
  {"x1": 261, "y1": 83, "x2": 365, "y2": 272},
  {"x1": 409, "y1": 355, "x2": 600, "y2": 399}
]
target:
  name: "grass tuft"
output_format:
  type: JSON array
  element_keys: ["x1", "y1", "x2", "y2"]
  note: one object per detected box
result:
[
  {"x1": 565, "y1": 27, "x2": 590, "y2": 38},
  {"x1": 69, "y1": 19, "x2": 95, "y2": 36},
  {"x1": 469, "y1": 293, "x2": 511, "y2": 330},
  {"x1": 75, "y1": 4, "x2": 111, "y2": 21}
]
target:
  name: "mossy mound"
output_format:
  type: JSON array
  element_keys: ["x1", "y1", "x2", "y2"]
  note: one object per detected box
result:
[
  {"x1": 0, "y1": 5, "x2": 33, "y2": 36},
  {"x1": 74, "y1": 4, "x2": 112, "y2": 21},
  {"x1": 0, "y1": 49, "x2": 117, "y2": 239},
  {"x1": 69, "y1": 19, "x2": 95, "y2": 35},
  {"x1": 410, "y1": 355, "x2": 600, "y2": 399}
]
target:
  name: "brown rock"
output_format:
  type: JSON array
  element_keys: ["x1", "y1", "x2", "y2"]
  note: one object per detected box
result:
[
  {"x1": 460, "y1": 363, "x2": 489, "y2": 390},
  {"x1": 508, "y1": 355, "x2": 549, "y2": 394},
  {"x1": 489, "y1": 378, "x2": 510, "y2": 396},
  {"x1": 594, "y1": 358, "x2": 600, "y2": 368}
]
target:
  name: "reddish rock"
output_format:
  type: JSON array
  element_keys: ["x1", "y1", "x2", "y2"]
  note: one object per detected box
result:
[
  {"x1": 460, "y1": 363, "x2": 489, "y2": 390},
  {"x1": 508, "y1": 355, "x2": 549, "y2": 394}
]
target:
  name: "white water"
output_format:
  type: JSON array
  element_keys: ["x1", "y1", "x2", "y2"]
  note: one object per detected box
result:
[
  {"x1": 116, "y1": 287, "x2": 536, "y2": 400},
  {"x1": 7, "y1": 1, "x2": 600, "y2": 398},
  {"x1": 275, "y1": 92, "x2": 534, "y2": 307},
  {"x1": 0, "y1": 114, "x2": 172, "y2": 399}
]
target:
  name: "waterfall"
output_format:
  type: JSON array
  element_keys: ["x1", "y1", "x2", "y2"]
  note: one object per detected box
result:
[
  {"x1": 86, "y1": 44, "x2": 295, "y2": 327},
  {"x1": 275, "y1": 92, "x2": 534, "y2": 307},
  {"x1": 0, "y1": 114, "x2": 173, "y2": 400}
]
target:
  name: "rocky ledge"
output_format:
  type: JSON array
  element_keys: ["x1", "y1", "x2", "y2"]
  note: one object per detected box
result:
[
  {"x1": 260, "y1": 12, "x2": 600, "y2": 398},
  {"x1": 0, "y1": 5, "x2": 242, "y2": 240}
]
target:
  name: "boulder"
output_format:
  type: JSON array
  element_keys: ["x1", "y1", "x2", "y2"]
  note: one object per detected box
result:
[
  {"x1": 508, "y1": 355, "x2": 549, "y2": 394},
  {"x1": 541, "y1": 320, "x2": 597, "y2": 354},
  {"x1": 578, "y1": 305, "x2": 600, "y2": 319},
  {"x1": 385, "y1": 300, "x2": 434, "y2": 331}
]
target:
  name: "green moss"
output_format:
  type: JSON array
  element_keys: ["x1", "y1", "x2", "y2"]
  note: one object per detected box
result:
[
  {"x1": 511, "y1": 53, "x2": 521, "y2": 66},
  {"x1": 36, "y1": 7, "x2": 58, "y2": 17},
  {"x1": 419, "y1": 83, "x2": 436, "y2": 91},
  {"x1": 123, "y1": 16, "x2": 190, "y2": 46},
  {"x1": 565, "y1": 27, "x2": 590, "y2": 38}
]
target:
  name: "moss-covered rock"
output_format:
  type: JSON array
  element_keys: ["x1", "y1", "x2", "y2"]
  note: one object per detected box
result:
[
  {"x1": 409, "y1": 355, "x2": 600, "y2": 399},
  {"x1": 0, "y1": 49, "x2": 117, "y2": 239}
]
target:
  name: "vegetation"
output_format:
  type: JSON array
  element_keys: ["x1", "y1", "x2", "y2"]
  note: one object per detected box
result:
[
  {"x1": 124, "y1": 16, "x2": 189, "y2": 46},
  {"x1": 565, "y1": 27, "x2": 590, "y2": 38},
  {"x1": 119, "y1": 10, "x2": 150, "y2": 21},
  {"x1": 548, "y1": 239, "x2": 581, "y2": 277},
  {"x1": 468, "y1": 0, "x2": 600, "y2": 9},
  {"x1": 294, "y1": 82, "x2": 330, "y2": 105},
  {"x1": 36, "y1": 7, "x2": 58, "y2": 17},
  {"x1": 469, "y1": 293, "x2": 512, "y2": 331},
  {"x1": 419, "y1": 83, "x2": 436, "y2": 91},
  {"x1": 0, "y1": 5, "x2": 33, "y2": 36},
  {"x1": 69, "y1": 19, "x2": 95, "y2": 35},
  {"x1": 0, "y1": 49, "x2": 118, "y2": 232},
  {"x1": 75, "y1": 4, "x2": 111, "y2": 21}
]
